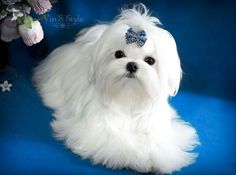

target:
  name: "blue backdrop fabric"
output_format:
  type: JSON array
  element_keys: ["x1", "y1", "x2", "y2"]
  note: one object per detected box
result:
[{"x1": 0, "y1": 0, "x2": 236, "y2": 175}]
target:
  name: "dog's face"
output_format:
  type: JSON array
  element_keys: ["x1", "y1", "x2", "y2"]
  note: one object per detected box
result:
[{"x1": 88, "y1": 17, "x2": 182, "y2": 113}]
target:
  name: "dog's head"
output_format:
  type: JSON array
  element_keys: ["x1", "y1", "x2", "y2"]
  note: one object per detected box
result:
[{"x1": 77, "y1": 4, "x2": 182, "y2": 112}]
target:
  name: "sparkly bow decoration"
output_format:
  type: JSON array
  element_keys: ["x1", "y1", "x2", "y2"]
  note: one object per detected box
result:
[{"x1": 125, "y1": 27, "x2": 147, "y2": 47}]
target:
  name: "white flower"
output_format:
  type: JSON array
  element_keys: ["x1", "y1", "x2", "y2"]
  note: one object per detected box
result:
[
  {"x1": 12, "y1": 10, "x2": 24, "y2": 20},
  {"x1": 18, "y1": 20, "x2": 44, "y2": 46},
  {"x1": 0, "y1": 81, "x2": 12, "y2": 92},
  {"x1": 21, "y1": 4, "x2": 31, "y2": 14},
  {"x1": 6, "y1": 6, "x2": 24, "y2": 20}
]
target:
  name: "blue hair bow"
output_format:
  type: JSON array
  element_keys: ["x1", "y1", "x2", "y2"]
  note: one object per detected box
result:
[{"x1": 125, "y1": 27, "x2": 147, "y2": 47}]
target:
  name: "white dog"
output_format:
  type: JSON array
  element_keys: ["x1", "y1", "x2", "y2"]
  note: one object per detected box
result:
[{"x1": 33, "y1": 4, "x2": 199, "y2": 174}]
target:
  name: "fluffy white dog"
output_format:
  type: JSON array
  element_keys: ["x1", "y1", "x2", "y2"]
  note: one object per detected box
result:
[{"x1": 33, "y1": 4, "x2": 199, "y2": 174}]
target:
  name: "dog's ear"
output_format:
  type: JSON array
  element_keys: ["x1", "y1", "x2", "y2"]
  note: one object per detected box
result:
[
  {"x1": 165, "y1": 32, "x2": 182, "y2": 96},
  {"x1": 75, "y1": 24, "x2": 108, "y2": 82},
  {"x1": 156, "y1": 29, "x2": 182, "y2": 97},
  {"x1": 168, "y1": 54, "x2": 182, "y2": 96}
]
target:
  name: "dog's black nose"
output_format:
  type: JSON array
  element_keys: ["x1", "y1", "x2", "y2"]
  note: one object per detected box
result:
[{"x1": 126, "y1": 62, "x2": 138, "y2": 73}]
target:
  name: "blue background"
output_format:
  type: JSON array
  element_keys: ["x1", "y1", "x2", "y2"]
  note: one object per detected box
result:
[{"x1": 0, "y1": 0, "x2": 236, "y2": 174}]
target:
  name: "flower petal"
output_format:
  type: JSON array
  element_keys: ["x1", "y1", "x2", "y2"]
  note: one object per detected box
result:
[{"x1": 19, "y1": 20, "x2": 44, "y2": 46}]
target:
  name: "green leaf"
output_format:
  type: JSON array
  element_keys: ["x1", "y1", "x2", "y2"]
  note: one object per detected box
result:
[
  {"x1": 23, "y1": 15, "x2": 34, "y2": 29},
  {"x1": 17, "y1": 16, "x2": 24, "y2": 25}
]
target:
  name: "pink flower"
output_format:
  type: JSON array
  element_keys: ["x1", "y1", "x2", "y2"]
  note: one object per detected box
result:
[
  {"x1": 0, "y1": 16, "x2": 19, "y2": 42},
  {"x1": 27, "y1": 0, "x2": 52, "y2": 15},
  {"x1": 19, "y1": 20, "x2": 44, "y2": 46}
]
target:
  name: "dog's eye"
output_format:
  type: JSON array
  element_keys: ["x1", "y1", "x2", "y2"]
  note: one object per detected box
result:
[
  {"x1": 144, "y1": 57, "x2": 155, "y2": 65},
  {"x1": 115, "y1": 50, "x2": 126, "y2": 58}
]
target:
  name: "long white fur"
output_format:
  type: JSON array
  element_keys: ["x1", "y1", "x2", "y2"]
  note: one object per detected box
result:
[{"x1": 33, "y1": 4, "x2": 199, "y2": 174}]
